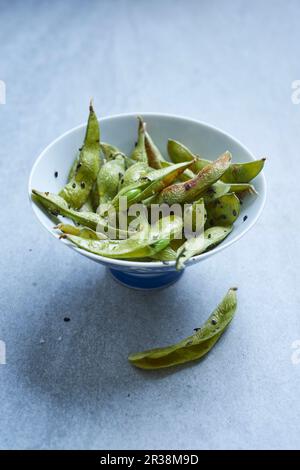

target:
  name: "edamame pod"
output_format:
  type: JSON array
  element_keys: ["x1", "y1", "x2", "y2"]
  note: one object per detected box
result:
[
  {"x1": 59, "y1": 102, "x2": 100, "y2": 209},
  {"x1": 32, "y1": 190, "x2": 128, "y2": 238},
  {"x1": 130, "y1": 117, "x2": 147, "y2": 163},
  {"x1": 168, "y1": 139, "x2": 209, "y2": 173},
  {"x1": 206, "y1": 193, "x2": 240, "y2": 227},
  {"x1": 221, "y1": 158, "x2": 266, "y2": 183},
  {"x1": 64, "y1": 235, "x2": 169, "y2": 259},
  {"x1": 113, "y1": 161, "x2": 194, "y2": 209},
  {"x1": 128, "y1": 287, "x2": 238, "y2": 369},
  {"x1": 157, "y1": 152, "x2": 232, "y2": 205},
  {"x1": 176, "y1": 226, "x2": 232, "y2": 270},
  {"x1": 150, "y1": 246, "x2": 177, "y2": 261},
  {"x1": 121, "y1": 162, "x2": 149, "y2": 188},
  {"x1": 160, "y1": 160, "x2": 195, "y2": 182},
  {"x1": 168, "y1": 140, "x2": 266, "y2": 183},
  {"x1": 65, "y1": 216, "x2": 183, "y2": 259},
  {"x1": 100, "y1": 142, "x2": 125, "y2": 161},
  {"x1": 229, "y1": 183, "x2": 258, "y2": 196},
  {"x1": 97, "y1": 154, "x2": 125, "y2": 204},
  {"x1": 202, "y1": 181, "x2": 231, "y2": 203},
  {"x1": 145, "y1": 130, "x2": 164, "y2": 169},
  {"x1": 56, "y1": 223, "x2": 107, "y2": 240}
]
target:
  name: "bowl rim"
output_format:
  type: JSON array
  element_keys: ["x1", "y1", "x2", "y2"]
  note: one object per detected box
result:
[{"x1": 28, "y1": 111, "x2": 267, "y2": 269}]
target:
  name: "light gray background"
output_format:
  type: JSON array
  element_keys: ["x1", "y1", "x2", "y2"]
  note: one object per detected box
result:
[{"x1": 0, "y1": 0, "x2": 299, "y2": 450}]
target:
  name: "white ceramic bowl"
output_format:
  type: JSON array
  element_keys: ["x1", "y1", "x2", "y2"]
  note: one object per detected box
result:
[{"x1": 29, "y1": 113, "x2": 266, "y2": 289}]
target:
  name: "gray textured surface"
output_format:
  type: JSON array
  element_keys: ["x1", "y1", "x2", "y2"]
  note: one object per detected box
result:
[{"x1": 0, "y1": 0, "x2": 300, "y2": 450}]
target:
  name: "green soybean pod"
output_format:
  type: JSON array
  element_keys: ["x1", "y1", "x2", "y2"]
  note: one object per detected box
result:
[
  {"x1": 158, "y1": 152, "x2": 232, "y2": 205},
  {"x1": 59, "y1": 102, "x2": 100, "y2": 209},
  {"x1": 176, "y1": 226, "x2": 232, "y2": 270},
  {"x1": 97, "y1": 154, "x2": 125, "y2": 204},
  {"x1": 32, "y1": 190, "x2": 127, "y2": 239},
  {"x1": 145, "y1": 130, "x2": 164, "y2": 169},
  {"x1": 221, "y1": 158, "x2": 266, "y2": 183},
  {"x1": 130, "y1": 116, "x2": 147, "y2": 163},
  {"x1": 128, "y1": 287, "x2": 238, "y2": 369},
  {"x1": 206, "y1": 193, "x2": 240, "y2": 227}
]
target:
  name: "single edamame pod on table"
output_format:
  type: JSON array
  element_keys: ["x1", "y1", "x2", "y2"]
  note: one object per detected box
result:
[
  {"x1": 176, "y1": 225, "x2": 232, "y2": 270},
  {"x1": 59, "y1": 102, "x2": 100, "y2": 209},
  {"x1": 128, "y1": 287, "x2": 238, "y2": 369},
  {"x1": 130, "y1": 116, "x2": 147, "y2": 163},
  {"x1": 157, "y1": 152, "x2": 232, "y2": 205}
]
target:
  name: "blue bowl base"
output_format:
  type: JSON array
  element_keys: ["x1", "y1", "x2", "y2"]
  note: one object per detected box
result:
[{"x1": 109, "y1": 268, "x2": 184, "y2": 290}]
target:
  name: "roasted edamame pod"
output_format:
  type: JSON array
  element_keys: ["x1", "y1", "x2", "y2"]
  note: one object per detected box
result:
[
  {"x1": 56, "y1": 223, "x2": 107, "y2": 240},
  {"x1": 59, "y1": 102, "x2": 100, "y2": 209},
  {"x1": 176, "y1": 226, "x2": 232, "y2": 270},
  {"x1": 157, "y1": 152, "x2": 232, "y2": 205},
  {"x1": 128, "y1": 287, "x2": 238, "y2": 369},
  {"x1": 64, "y1": 215, "x2": 183, "y2": 260},
  {"x1": 221, "y1": 158, "x2": 266, "y2": 183},
  {"x1": 100, "y1": 142, "x2": 125, "y2": 161},
  {"x1": 168, "y1": 139, "x2": 209, "y2": 173},
  {"x1": 32, "y1": 190, "x2": 128, "y2": 238},
  {"x1": 168, "y1": 139, "x2": 266, "y2": 183},
  {"x1": 97, "y1": 154, "x2": 125, "y2": 204},
  {"x1": 150, "y1": 245, "x2": 177, "y2": 261},
  {"x1": 112, "y1": 160, "x2": 194, "y2": 209},
  {"x1": 120, "y1": 162, "x2": 150, "y2": 188},
  {"x1": 130, "y1": 117, "x2": 147, "y2": 163},
  {"x1": 206, "y1": 193, "x2": 240, "y2": 227},
  {"x1": 145, "y1": 130, "x2": 164, "y2": 169}
]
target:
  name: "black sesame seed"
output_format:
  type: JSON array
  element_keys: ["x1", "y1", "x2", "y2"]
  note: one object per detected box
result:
[
  {"x1": 211, "y1": 319, "x2": 217, "y2": 325},
  {"x1": 243, "y1": 215, "x2": 248, "y2": 222},
  {"x1": 72, "y1": 183, "x2": 76, "y2": 189},
  {"x1": 80, "y1": 182, "x2": 85, "y2": 189},
  {"x1": 208, "y1": 234, "x2": 211, "y2": 239},
  {"x1": 64, "y1": 317, "x2": 70, "y2": 322},
  {"x1": 54, "y1": 171, "x2": 58, "y2": 178},
  {"x1": 233, "y1": 210, "x2": 237, "y2": 216}
]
